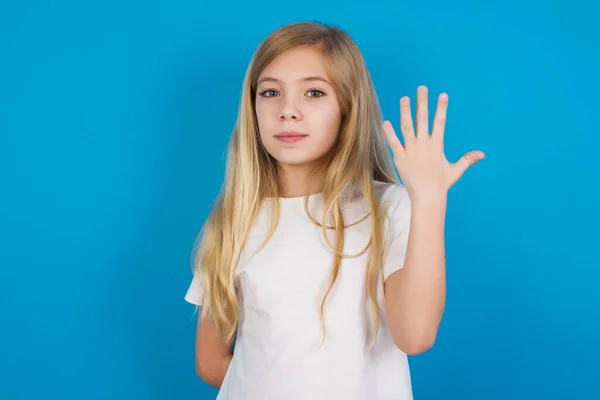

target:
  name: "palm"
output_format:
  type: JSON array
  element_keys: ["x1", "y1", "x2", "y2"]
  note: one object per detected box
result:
[{"x1": 382, "y1": 86, "x2": 485, "y2": 204}]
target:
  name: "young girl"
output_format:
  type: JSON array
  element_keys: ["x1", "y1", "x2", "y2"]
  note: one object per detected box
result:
[{"x1": 184, "y1": 21, "x2": 484, "y2": 399}]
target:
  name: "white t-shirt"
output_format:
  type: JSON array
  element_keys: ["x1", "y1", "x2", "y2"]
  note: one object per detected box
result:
[{"x1": 185, "y1": 180, "x2": 413, "y2": 400}]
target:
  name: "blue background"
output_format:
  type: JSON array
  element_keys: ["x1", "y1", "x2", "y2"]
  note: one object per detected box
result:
[{"x1": 1, "y1": 0, "x2": 598, "y2": 399}]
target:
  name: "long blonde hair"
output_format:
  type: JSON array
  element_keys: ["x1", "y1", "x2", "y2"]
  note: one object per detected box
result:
[{"x1": 191, "y1": 21, "x2": 399, "y2": 348}]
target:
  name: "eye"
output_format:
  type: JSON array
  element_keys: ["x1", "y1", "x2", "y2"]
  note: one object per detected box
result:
[
  {"x1": 306, "y1": 89, "x2": 326, "y2": 98},
  {"x1": 259, "y1": 89, "x2": 279, "y2": 98}
]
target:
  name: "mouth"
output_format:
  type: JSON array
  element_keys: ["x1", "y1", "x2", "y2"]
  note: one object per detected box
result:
[{"x1": 274, "y1": 131, "x2": 308, "y2": 144}]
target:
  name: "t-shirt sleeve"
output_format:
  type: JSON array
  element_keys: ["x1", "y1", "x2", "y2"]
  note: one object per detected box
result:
[
  {"x1": 382, "y1": 184, "x2": 412, "y2": 281},
  {"x1": 184, "y1": 268, "x2": 204, "y2": 306}
]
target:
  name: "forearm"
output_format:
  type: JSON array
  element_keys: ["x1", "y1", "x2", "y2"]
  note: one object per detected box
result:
[
  {"x1": 198, "y1": 354, "x2": 233, "y2": 389},
  {"x1": 386, "y1": 198, "x2": 447, "y2": 353}
]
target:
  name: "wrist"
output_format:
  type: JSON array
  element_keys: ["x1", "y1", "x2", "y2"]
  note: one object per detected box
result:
[{"x1": 410, "y1": 194, "x2": 447, "y2": 211}]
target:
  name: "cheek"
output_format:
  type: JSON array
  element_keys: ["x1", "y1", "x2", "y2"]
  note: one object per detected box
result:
[
  {"x1": 312, "y1": 104, "x2": 342, "y2": 141},
  {"x1": 255, "y1": 102, "x2": 274, "y2": 136}
]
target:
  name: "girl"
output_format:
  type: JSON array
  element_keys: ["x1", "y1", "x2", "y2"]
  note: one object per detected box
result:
[{"x1": 185, "y1": 21, "x2": 484, "y2": 399}]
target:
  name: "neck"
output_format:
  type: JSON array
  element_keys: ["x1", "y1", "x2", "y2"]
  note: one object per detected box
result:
[{"x1": 277, "y1": 163, "x2": 325, "y2": 198}]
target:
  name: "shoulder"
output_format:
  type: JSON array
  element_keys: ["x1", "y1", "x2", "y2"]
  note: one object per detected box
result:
[
  {"x1": 372, "y1": 180, "x2": 411, "y2": 210},
  {"x1": 341, "y1": 179, "x2": 411, "y2": 224},
  {"x1": 373, "y1": 180, "x2": 412, "y2": 238}
]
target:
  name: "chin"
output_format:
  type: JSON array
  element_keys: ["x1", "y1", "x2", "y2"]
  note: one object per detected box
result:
[
  {"x1": 273, "y1": 155, "x2": 317, "y2": 167},
  {"x1": 266, "y1": 150, "x2": 317, "y2": 167}
]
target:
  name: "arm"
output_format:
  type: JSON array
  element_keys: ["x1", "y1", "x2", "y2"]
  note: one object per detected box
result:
[
  {"x1": 384, "y1": 198, "x2": 447, "y2": 356},
  {"x1": 195, "y1": 314, "x2": 235, "y2": 388},
  {"x1": 381, "y1": 85, "x2": 484, "y2": 356}
]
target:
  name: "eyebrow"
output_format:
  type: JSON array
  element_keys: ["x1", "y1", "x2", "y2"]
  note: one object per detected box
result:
[{"x1": 257, "y1": 76, "x2": 332, "y2": 85}]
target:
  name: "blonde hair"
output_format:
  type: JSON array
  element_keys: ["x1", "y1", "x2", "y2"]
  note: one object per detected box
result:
[{"x1": 191, "y1": 21, "x2": 399, "y2": 348}]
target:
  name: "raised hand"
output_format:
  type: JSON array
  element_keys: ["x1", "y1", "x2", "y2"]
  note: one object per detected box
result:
[{"x1": 382, "y1": 85, "x2": 485, "y2": 205}]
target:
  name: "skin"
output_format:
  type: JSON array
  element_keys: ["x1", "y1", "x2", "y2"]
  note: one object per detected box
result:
[
  {"x1": 254, "y1": 46, "x2": 342, "y2": 198},
  {"x1": 381, "y1": 86, "x2": 485, "y2": 354},
  {"x1": 195, "y1": 317, "x2": 234, "y2": 388}
]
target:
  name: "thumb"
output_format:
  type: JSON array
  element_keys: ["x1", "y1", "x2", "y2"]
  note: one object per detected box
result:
[{"x1": 451, "y1": 150, "x2": 485, "y2": 183}]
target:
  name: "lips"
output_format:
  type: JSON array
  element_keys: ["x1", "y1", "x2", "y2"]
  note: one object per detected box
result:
[{"x1": 275, "y1": 131, "x2": 308, "y2": 143}]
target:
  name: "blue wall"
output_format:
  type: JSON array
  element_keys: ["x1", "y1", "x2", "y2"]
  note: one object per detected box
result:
[{"x1": 1, "y1": 1, "x2": 598, "y2": 399}]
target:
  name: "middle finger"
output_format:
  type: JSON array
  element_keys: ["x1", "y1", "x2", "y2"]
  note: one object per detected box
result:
[{"x1": 416, "y1": 85, "x2": 429, "y2": 137}]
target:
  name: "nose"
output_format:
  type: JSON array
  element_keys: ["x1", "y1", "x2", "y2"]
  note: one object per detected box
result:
[{"x1": 278, "y1": 96, "x2": 302, "y2": 121}]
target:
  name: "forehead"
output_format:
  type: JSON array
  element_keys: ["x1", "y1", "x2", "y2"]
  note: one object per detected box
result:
[{"x1": 258, "y1": 46, "x2": 330, "y2": 83}]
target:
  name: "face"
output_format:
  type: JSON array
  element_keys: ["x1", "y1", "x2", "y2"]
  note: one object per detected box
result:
[{"x1": 255, "y1": 46, "x2": 342, "y2": 170}]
